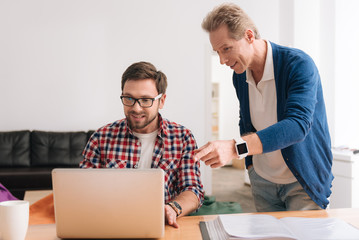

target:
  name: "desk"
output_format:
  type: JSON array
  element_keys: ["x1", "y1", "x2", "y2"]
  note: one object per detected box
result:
[{"x1": 26, "y1": 208, "x2": 359, "y2": 240}]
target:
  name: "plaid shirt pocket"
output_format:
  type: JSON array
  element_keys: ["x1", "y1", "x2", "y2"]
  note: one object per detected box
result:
[
  {"x1": 157, "y1": 159, "x2": 181, "y2": 201},
  {"x1": 105, "y1": 158, "x2": 127, "y2": 168}
]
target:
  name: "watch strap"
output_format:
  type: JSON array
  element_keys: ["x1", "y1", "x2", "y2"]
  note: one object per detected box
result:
[
  {"x1": 167, "y1": 201, "x2": 182, "y2": 217},
  {"x1": 236, "y1": 137, "x2": 245, "y2": 144}
]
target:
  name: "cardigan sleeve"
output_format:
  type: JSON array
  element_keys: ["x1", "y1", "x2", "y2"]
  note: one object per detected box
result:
[{"x1": 257, "y1": 50, "x2": 320, "y2": 153}]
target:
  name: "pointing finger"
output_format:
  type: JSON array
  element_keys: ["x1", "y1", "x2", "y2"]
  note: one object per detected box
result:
[
  {"x1": 193, "y1": 142, "x2": 210, "y2": 153},
  {"x1": 194, "y1": 143, "x2": 214, "y2": 161}
]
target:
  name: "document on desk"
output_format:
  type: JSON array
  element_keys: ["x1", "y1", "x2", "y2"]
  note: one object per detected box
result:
[{"x1": 200, "y1": 214, "x2": 359, "y2": 240}]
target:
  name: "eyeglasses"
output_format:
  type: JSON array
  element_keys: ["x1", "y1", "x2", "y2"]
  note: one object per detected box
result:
[{"x1": 120, "y1": 93, "x2": 163, "y2": 108}]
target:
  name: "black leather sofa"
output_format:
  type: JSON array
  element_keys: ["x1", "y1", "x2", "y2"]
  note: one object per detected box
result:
[{"x1": 0, "y1": 130, "x2": 93, "y2": 199}]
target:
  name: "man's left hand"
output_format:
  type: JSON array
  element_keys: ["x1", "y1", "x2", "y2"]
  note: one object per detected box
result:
[{"x1": 165, "y1": 204, "x2": 179, "y2": 228}]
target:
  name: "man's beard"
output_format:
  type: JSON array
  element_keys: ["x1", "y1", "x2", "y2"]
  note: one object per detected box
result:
[{"x1": 126, "y1": 111, "x2": 158, "y2": 131}]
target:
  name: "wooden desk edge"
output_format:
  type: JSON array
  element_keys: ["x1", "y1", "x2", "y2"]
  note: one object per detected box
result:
[{"x1": 27, "y1": 208, "x2": 359, "y2": 240}]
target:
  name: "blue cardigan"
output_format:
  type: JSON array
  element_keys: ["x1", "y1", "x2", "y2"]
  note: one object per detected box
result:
[{"x1": 233, "y1": 42, "x2": 333, "y2": 209}]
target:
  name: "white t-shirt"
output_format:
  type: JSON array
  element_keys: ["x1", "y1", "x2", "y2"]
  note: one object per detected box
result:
[
  {"x1": 246, "y1": 40, "x2": 296, "y2": 184},
  {"x1": 133, "y1": 130, "x2": 158, "y2": 169}
]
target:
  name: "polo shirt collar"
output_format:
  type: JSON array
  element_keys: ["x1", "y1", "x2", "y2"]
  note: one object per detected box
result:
[{"x1": 246, "y1": 39, "x2": 274, "y2": 84}]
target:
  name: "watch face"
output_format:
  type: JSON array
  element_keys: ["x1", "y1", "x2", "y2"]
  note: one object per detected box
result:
[{"x1": 236, "y1": 142, "x2": 248, "y2": 154}]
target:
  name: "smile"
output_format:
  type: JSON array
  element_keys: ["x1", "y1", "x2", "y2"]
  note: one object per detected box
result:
[
  {"x1": 131, "y1": 114, "x2": 145, "y2": 120},
  {"x1": 230, "y1": 62, "x2": 237, "y2": 69}
]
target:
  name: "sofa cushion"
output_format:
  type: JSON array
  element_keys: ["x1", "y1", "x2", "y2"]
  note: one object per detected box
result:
[
  {"x1": 0, "y1": 130, "x2": 31, "y2": 167},
  {"x1": 31, "y1": 131, "x2": 87, "y2": 166}
]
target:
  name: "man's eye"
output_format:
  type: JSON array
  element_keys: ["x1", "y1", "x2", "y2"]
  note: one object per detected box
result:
[{"x1": 141, "y1": 99, "x2": 151, "y2": 103}]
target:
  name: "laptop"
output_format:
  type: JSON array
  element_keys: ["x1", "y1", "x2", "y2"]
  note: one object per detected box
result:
[{"x1": 52, "y1": 168, "x2": 164, "y2": 239}]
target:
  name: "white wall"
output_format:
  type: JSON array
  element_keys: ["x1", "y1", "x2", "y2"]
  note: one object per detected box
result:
[
  {"x1": 290, "y1": 0, "x2": 359, "y2": 148},
  {"x1": 0, "y1": 0, "x2": 210, "y2": 133},
  {"x1": 319, "y1": 0, "x2": 336, "y2": 147},
  {"x1": 333, "y1": 0, "x2": 359, "y2": 147}
]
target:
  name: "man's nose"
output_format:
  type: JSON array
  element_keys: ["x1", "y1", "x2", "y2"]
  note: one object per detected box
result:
[
  {"x1": 219, "y1": 54, "x2": 227, "y2": 65},
  {"x1": 132, "y1": 100, "x2": 143, "y2": 110}
]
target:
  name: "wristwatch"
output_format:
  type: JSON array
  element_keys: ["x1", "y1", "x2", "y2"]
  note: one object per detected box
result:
[
  {"x1": 167, "y1": 201, "x2": 182, "y2": 217},
  {"x1": 235, "y1": 137, "x2": 248, "y2": 159}
]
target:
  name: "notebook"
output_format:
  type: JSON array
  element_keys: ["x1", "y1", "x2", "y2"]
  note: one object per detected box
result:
[{"x1": 52, "y1": 168, "x2": 164, "y2": 239}]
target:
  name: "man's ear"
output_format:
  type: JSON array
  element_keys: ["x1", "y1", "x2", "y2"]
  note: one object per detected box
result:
[
  {"x1": 245, "y1": 29, "x2": 254, "y2": 42},
  {"x1": 159, "y1": 93, "x2": 166, "y2": 109}
]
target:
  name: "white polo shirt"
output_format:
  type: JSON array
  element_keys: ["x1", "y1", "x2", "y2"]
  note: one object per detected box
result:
[{"x1": 246, "y1": 40, "x2": 296, "y2": 184}]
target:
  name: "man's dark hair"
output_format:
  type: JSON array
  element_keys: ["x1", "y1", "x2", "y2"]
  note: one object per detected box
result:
[{"x1": 121, "y1": 61, "x2": 167, "y2": 94}]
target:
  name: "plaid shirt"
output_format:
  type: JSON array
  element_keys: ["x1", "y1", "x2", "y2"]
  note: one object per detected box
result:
[{"x1": 80, "y1": 114, "x2": 204, "y2": 206}]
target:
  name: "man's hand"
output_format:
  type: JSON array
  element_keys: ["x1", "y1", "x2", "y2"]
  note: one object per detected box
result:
[
  {"x1": 193, "y1": 140, "x2": 237, "y2": 168},
  {"x1": 165, "y1": 204, "x2": 179, "y2": 228}
]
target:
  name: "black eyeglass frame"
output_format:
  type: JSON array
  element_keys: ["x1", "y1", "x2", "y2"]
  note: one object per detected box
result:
[{"x1": 120, "y1": 93, "x2": 163, "y2": 108}]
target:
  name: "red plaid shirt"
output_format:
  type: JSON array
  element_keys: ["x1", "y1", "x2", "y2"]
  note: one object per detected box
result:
[{"x1": 80, "y1": 114, "x2": 204, "y2": 206}]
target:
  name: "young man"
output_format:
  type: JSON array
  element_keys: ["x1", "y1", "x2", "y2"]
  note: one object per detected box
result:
[
  {"x1": 195, "y1": 3, "x2": 333, "y2": 211},
  {"x1": 80, "y1": 61, "x2": 204, "y2": 227}
]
